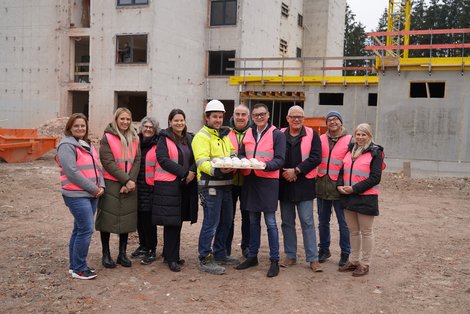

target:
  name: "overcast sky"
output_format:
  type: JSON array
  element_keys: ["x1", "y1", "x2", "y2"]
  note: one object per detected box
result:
[{"x1": 347, "y1": 0, "x2": 388, "y2": 32}]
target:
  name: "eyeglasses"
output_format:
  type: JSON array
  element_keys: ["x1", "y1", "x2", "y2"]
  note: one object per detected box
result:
[
  {"x1": 143, "y1": 125, "x2": 154, "y2": 130},
  {"x1": 327, "y1": 117, "x2": 339, "y2": 123},
  {"x1": 288, "y1": 115, "x2": 304, "y2": 121},
  {"x1": 252, "y1": 112, "x2": 268, "y2": 118}
]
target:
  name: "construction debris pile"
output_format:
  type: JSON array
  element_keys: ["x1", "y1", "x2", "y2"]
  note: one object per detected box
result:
[{"x1": 37, "y1": 117, "x2": 69, "y2": 139}]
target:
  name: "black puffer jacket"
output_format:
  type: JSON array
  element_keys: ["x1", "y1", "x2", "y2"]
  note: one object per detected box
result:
[
  {"x1": 152, "y1": 129, "x2": 198, "y2": 226},
  {"x1": 137, "y1": 134, "x2": 159, "y2": 212},
  {"x1": 337, "y1": 143, "x2": 384, "y2": 216}
]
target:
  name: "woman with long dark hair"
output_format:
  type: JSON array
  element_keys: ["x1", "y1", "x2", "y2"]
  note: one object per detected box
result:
[
  {"x1": 57, "y1": 113, "x2": 104, "y2": 279},
  {"x1": 152, "y1": 109, "x2": 198, "y2": 272},
  {"x1": 96, "y1": 108, "x2": 141, "y2": 268}
]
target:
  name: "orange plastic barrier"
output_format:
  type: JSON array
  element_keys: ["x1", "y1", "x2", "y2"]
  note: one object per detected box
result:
[
  {"x1": 0, "y1": 128, "x2": 57, "y2": 163},
  {"x1": 304, "y1": 117, "x2": 327, "y2": 135}
]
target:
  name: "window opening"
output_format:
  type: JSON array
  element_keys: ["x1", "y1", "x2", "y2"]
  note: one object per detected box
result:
[
  {"x1": 210, "y1": 0, "x2": 237, "y2": 26},
  {"x1": 368, "y1": 93, "x2": 378, "y2": 106},
  {"x1": 208, "y1": 50, "x2": 235, "y2": 76},
  {"x1": 116, "y1": 35, "x2": 148, "y2": 64},
  {"x1": 319, "y1": 93, "x2": 344, "y2": 106},
  {"x1": 116, "y1": 91, "x2": 147, "y2": 121}
]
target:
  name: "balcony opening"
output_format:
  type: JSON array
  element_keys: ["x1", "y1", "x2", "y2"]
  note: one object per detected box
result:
[{"x1": 72, "y1": 37, "x2": 90, "y2": 83}]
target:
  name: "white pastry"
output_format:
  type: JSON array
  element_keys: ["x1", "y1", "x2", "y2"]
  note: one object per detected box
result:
[
  {"x1": 232, "y1": 158, "x2": 241, "y2": 168},
  {"x1": 240, "y1": 158, "x2": 251, "y2": 168},
  {"x1": 223, "y1": 156, "x2": 233, "y2": 167},
  {"x1": 212, "y1": 158, "x2": 224, "y2": 167}
]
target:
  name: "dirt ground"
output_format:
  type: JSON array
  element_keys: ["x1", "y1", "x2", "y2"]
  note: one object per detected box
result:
[{"x1": 0, "y1": 151, "x2": 469, "y2": 314}]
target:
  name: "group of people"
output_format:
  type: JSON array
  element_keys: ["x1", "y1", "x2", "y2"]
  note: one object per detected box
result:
[{"x1": 57, "y1": 100, "x2": 383, "y2": 280}]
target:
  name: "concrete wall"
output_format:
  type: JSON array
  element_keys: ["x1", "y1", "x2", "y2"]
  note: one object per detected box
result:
[
  {"x1": 0, "y1": 1, "x2": 66, "y2": 128},
  {"x1": 88, "y1": 0, "x2": 207, "y2": 134},
  {"x1": 376, "y1": 70, "x2": 470, "y2": 177},
  {"x1": 303, "y1": 0, "x2": 345, "y2": 75}
]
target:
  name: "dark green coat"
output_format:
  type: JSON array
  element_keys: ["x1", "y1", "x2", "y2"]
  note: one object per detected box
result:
[{"x1": 96, "y1": 124, "x2": 141, "y2": 234}]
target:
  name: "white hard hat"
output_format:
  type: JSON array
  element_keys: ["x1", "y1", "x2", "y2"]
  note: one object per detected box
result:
[{"x1": 205, "y1": 99, "x2": 226, "y2": 113}]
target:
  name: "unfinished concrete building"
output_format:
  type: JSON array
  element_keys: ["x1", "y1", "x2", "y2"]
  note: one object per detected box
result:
[{"x1": 0, "y1": 0, "x2": 345, "y2": 134}]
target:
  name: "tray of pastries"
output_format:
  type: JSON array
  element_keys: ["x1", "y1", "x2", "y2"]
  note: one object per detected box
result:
[{"x1": 211, "y1": 157, "x2": 266, "y2": 169}]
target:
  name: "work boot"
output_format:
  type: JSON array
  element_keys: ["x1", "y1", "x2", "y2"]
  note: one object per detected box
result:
[
  {"x1": 267, "y1": 259, "x2": 280, "y2": 277},
  {"x1": 318, "y1": 248, "x2": 331, "y2": 263},
  {"x1": 141, "y1": 250, "x2": 157, "y2": 265},
  {"x1": 310, "y1": 261, "x2": 323, "y2": 273},
  {"x1": 339, "y1": 253, "x2": 349, "y2": 267},
  {"x1": 116, "y1": 235, "x2": 132, "y2": 267},
  {"x1": 131, "y1": 245, "x2": 148, "y2": 258},
  {"x1": 102, "y1": 250, "x2": 116, "y2": 269},
  {"x1": 169, "y1": 261, "x2": 181, "y2": 272},
  {"x1": 338, "y1": 261, "x2": 357, "y2": 272},
  {"x1": 199, "y1": 253, "x2": 225, "y2": 275},
  {"x1": 235, "y1": 256, "x2": 258, "y2": 270}
]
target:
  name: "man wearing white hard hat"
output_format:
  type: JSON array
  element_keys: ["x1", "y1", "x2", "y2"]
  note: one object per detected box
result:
[{"x1": 192, "y1": 100, "x2": 238, "y2": 275}]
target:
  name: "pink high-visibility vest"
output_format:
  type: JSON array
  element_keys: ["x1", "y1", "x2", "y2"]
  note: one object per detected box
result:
[
  {"x1": 316, "y1": 134, "x2": 352, "y2": 180},
  {"x1": 102, "y1": 133, "x2": 139, "y2": 181},
  {"x1": 241, "y1": 125, "x2": 279, "y2": 179},
  {"x1": 228, "y1": 130, "x2": 239, "y2": 152},
  {"x1": 281, "y1": 127, "x2": 316, "y2": 179},
  {"x1": 154, "y1": 137, "x2": 179, "y2": 182},
  {"x1": 144, "y1": 145, "x2": 157, "y2": 185},
  {"x1": 342, "y1": 151, "x2": 379, "y2": 195},
  {"x1": 57, "y1": 145, "x2": 102, "y2": 191}
]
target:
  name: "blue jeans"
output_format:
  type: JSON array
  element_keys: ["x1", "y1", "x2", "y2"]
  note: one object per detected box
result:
[
  {"x1": 198, "y1": 188, "x2": 233, "y2": 259},
  {"x1": 317, "y1": 198, "x2": 350, "y2": 254},
  {"x1": 280, "y1": 200, "x2": 319, "y2": 262},
  {"x1": 63, "y1": 196, "x2": 97, "y2": 272},
  {"x1": 248, "y1": 211, "x2": 280, "y2": 261}
]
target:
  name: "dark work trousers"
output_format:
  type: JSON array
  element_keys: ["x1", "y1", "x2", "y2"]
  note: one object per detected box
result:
[
  {"x1": 225, "y1": 185, "x2": 250, "y2": 256},
  {"x1": 140, "y1": 211, "x2": 157, "y2": 251},
  {"x1": 163, "y1": 224, "x2": 182, "y2": 262}
]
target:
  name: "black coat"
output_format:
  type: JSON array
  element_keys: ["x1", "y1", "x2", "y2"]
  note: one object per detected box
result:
[
  {"x1": 152, "y1": 129, "x2": 198, "y2": 226},
  {"x1": 239, "y1": 124, "x2": 286, "y2": 212},
  {"x1": 279, "y1": 126, "x2": 322, "y2": 202},
  {"x1": 137, "y1": 134, "x2": 159, "y2": 212},
  {"x1": 337, "y1": 143, "x2": 384, "y2": 216}
]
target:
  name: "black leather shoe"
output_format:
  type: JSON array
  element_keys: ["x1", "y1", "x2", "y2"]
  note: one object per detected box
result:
[
  {"x1": 169, "y1": 262, "x2": 181, "y2": 272},
  {"x1": 163, "y1": 258, "x2": 185, "y2": 265},
  {"x1": 267, "y1": 260, "x2": 279, "y2": 277},
  {"x1": 318, "y1": 248, "x2": 331, "y2": 263},
  {"x1": 116, "y1": 253, "x2": 132, "y2": 267},
  {"x1": 339, "y1": 253, "x2": 349, "y2": 267},
  {"x1": 235, "y1": 256, "x2": 258, "y2": 270},
  {"x1": 141, "y1": 250, "x2": 157, "y2": 265},
  {"x1": 102, "y1": 252, "x2": 116, "y2": 268}
]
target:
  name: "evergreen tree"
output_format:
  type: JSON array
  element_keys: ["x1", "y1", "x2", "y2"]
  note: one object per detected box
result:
[{"x1": 343, "y1": 3, "x2": 369, "y2": 75}]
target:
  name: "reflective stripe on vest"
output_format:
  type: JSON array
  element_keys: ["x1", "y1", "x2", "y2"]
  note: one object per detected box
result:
[
  {"x1": 145, "y1": 145, "x2": 157, "y2": 186},
  {"x1": 102, "y1": 133, "x2": 139, "y2": 181},
  {"x1": 281, "y1": 127, "x2": 316, "y2": 179},
  {"x1": 154, "y1": 137, "x2": 178, "y2": 182},
  {"x1": 343, "y1": 151, "x2": 379, "y2": 195},
  {"x1": 57, "y1": 145, "x2": 102, "y2": 191},
  {"x1": 316, "y1": 134, "x2": 352, "y2": 180},
  {"x1": 241, "y1": 125, "x2": 279, "y2": 178}
]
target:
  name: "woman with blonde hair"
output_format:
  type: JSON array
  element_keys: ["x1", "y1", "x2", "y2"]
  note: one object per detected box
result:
[
  {"x1": 96, "y1": 108, "x2": 141, "y2": 268},
  {"x1": 337, "y1": 123, "x2": 384, "y2": 277}
]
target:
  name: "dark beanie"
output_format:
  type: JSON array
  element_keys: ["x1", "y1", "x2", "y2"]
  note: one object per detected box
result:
[{"x1": 326, "y1": 111, "x2": 343, "y2": 124}]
